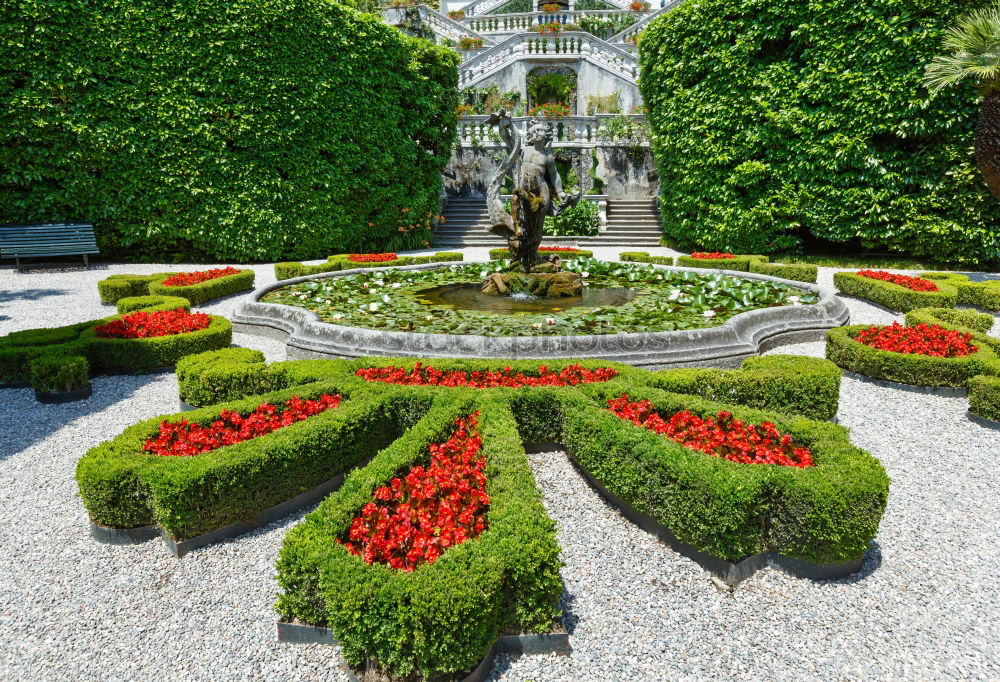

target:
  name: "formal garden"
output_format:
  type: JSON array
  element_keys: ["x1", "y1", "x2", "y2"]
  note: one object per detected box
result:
[{"x1": 2, "y1": 0, "x2": 1000, "y2": 680}]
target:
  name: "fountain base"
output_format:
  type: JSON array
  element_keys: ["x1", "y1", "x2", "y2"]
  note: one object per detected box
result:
[{"x1": 482, "y1": 271, "x2": 583, "y2": 298}]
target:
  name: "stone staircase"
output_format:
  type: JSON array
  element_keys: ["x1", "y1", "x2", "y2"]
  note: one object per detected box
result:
[{"x1": 434, "y1": 198, "x2": 663, "y2": 249}]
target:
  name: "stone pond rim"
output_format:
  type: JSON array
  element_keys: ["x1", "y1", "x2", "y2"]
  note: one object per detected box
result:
[{"x1": 233, "y1": 263, "x2": 850, "y2": 368}]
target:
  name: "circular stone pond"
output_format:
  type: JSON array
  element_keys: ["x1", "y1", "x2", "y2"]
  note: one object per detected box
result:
[{"x1": 234, "y1": 259, "x2": 850, "y2": 368}]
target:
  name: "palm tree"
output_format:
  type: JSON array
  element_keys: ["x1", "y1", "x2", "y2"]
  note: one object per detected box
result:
[{"x1": 925, "y1": 2, "x2": 1000, "y2": 200}]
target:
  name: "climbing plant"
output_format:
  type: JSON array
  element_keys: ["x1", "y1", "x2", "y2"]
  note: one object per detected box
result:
[
  {"x1": 639, "y1": 0, "x2": 1000, "y2": 265},
  {"x1": 0, "y1": 0, "x2": 459, "y2": 262}
]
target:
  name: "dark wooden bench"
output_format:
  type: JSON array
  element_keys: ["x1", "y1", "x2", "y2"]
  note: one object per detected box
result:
[{"x1": 0, "y1": 223, "x2": 99, "y2": 270}]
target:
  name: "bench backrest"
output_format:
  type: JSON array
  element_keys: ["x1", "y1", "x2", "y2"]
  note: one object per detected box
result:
[{"x1": 0, "y1": 223, "x2": 99, "y2": 257}]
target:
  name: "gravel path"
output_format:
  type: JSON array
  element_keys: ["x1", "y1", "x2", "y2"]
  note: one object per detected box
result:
[{"x1": 1, "y1": 254, "x2": 999, "y2": 681}]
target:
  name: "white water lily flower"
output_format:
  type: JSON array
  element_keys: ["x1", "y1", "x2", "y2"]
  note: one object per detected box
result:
[
  {"x1": 332, "y1": 313, "x2": 343, "y2": 320},
  {"x1": 425, "y1": 315, "x2": 434, "y2": 321},
  {"x1": 580, "y1": 271, "x2": 589, "y2": 278},
  {"x1": 374, "y1": 279, "x2": 384, "y2": 286},
  {"x1": 369, "y1": 302, "x2": 380, "y2": 311},
  {"x1": 531, "y1": 322, "x2": 543, "y2": 329},
  {"x1": 703, "y1": 310, "x2": 716, "y2": 318},
  {"x1": 381, "y1": 294, "x2": 391, "y2": 303},
  {"x1": 668, "y1": 289, "x2": 681, "y2": 301},
  {"x1": 391, "y1": 283, "x2": 402, "y2": 289},
  {"x1": 788, "y1": 296, "x2": 800, "y2": 304},
  {"x1": 545, "y1": 317, "x2": 556, "y2": 325}
]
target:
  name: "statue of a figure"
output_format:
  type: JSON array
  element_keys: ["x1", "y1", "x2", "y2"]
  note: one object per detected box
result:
[{"x1": 485, "y1": 110, "x2": 581, "y2": 273}]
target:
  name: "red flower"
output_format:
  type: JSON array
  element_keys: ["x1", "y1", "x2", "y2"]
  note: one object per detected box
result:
[
  {"x1": 161, "y1": 267, "x2": 241, "y2": 287},
  {"x1": 94, "y1": 308, "x2": 211, "y2": 339},
  {"x1": 356, "y1": 363, "x2": 618, "y2": 388},
  {"x1": 338, "y1": 413, "x2": 488, "y2": 572},
  {"x1": 691, "y1": 252, "x2": 735, "y2": 260},
  {"x1": 347, "y1": 253, "x2": 398, "y2": 263},
  {"x1": 142, "y1": 394, "x2": 341, "y2": 456},
  {"x1": 607, "y1": 395, "x2": 813, "y2": 467},
  {"x1": 855, "y1": 270, "x2": 938, "y2": 292},
  {"x1": 538, "y1": 246, "x2": 581, "y2": 252},
  {"x1": 854, "y1": 322, "x2": 977, "y2": 357}
]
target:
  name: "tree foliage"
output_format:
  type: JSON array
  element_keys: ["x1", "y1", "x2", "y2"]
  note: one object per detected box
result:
[
  {"x1": 1, "y1": 0, "x2": 459, "y2": 262},
  {"x1": 638, "y1": 0, "x2": 1000, "y2": 265}
]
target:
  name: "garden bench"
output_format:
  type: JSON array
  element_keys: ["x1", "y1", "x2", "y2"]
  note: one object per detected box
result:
[{"x1": 0, "y1": 223, "x2": 99, "y2": 270}]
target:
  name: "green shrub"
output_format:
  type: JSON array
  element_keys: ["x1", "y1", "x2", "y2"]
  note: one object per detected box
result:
[
  {"x1": 148, "y1": 269, "x2": 255, "y2": 306},
  {"x1": 748, "y1": 260, "x2": 818, "y2": 284},
  {"x1": 177, "y1": 348, "x2": 288, "y2": 407},
  {"x1": 0, "y1": 322, "x2": 94, "y2": 383},
  {"x1": 97, "y1": 275, "x2": 169, "y2": 305},
  {"x1": 28, "y1": 355, "x2": 90, "y2": 393},
  {"x1": 833, "y1": 272, "x2": 959, "y2": 312},
  {"x1": 99, "y1": 270, "x2": 254, "y2": 306},
  {"x1": 488, "y1": 247, "x2": 595, "y2": 260},
  {"x1": 83, "y1": 315, "x2": 233, "y2": 372},
  {"x1": 618, "y1": 251, "x2": 675, "y2": 265},
  {"x1": 968, "y1": 375, "x2": 1000, "y2": 422},
  {"x1": 543, "y1": 200, "x2": 600, "y2": 237},
  {"x1": 903, "y1": 306, "x2": 996, "y2": 335},
  {"x1": 116, "y1": 296, "x2": 191, "y2": 314},
  {"x1": 676, "y1": 254, "x2": 768, "y2": 271},
  {"x1": 825, "y1": 324, "x2": 1000, "y2": 387},
  {"x1": 565, "y1": 383, "x2": 888, "y2": 563},
  {"x1": 2, "y1": 0, "x2": 459, "y2": 262},
  {"x1": 652, "y1": 354, "x2": 841, "y2": 421},
  {"x1": 638, "y1": 0, "x2": 1000, "y2": 265},
  {"x1": 921, "y1": 272, "x2": 1000, "y2": 311}
]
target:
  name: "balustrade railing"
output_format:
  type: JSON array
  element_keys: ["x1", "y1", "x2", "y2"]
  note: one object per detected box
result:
[
  {"x1": 459, "y1": 32, "x2": 638, "y2": 86},
  {"x1": 464, "y1": 10, "x2": 640, "y2": 34},
  {"x1": 456, "y1": 114, "x2": 646, "y2": 146}
]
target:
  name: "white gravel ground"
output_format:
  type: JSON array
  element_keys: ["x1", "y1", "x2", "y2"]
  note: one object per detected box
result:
[{"x1": 1, "y1": 251, "x2": 999, "y2": 681}]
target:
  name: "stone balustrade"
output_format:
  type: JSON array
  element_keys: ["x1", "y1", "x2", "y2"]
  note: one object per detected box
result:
[
  {"x1": 464, "y1": 10, "x2": 643, "y2": 35},
  {"x1": 459, "y1": 32, "x2": 638, "y2": 86},
  {"x1": 456, "y1": 114, "x2": 647, "y2": 147}
]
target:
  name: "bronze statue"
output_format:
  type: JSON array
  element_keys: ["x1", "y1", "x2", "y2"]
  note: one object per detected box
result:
[{"x1": 484, "y1": 111, "x2": 581, "y2": 273}]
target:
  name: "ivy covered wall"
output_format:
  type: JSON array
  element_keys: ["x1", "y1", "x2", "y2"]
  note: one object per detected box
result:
[
  {"x1": 1, "y1": 0, "x2": 459, "y2": 262},
  {"x1": 639, "y1": 0, "x2": 1000, "y2": 265}
]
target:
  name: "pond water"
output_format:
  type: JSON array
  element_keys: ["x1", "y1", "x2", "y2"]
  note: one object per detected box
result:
[{"x1": 415, "y1": 283, "x2": 638, "y2": 314}]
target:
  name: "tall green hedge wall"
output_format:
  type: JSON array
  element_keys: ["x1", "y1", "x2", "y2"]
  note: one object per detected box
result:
[
  {"x1": 1, "y1": 0, "x2": 459, "y2": 262},
  {"x1": 638, "y1": 0, "x2": 1000, "y2": 266}
]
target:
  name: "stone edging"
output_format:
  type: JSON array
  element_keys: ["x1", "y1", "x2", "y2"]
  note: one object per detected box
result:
[
  {"x1": 841, "y1": 371, "x2": 969, "y2": 397},
  {"x1": 89, "y1": 472, "x2": 345, "y2": 557},
  {"x1": 276, "y1": 620, "x2": 570, "y2": 682},
  {"x1": 967, "y1": 411, "x2": 1000, "y2": 431},
  {"x1": 35, "y1": 384, "x2": 93, "y2": 404},
  {"x1": 233, "y1": 262, "x2": 850, "y2": 368},
  {"x1": 528, "y1": 446, "x2": 864, "y2": 585}
]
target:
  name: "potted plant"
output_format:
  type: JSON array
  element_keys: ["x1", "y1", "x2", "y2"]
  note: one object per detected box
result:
[{"x1": 29, "y1": 355, "x2": 92, "y2": 403}]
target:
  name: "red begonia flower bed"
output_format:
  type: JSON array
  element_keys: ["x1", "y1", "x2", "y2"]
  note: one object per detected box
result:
[
  {"x1": 538, "y1": 246, "x2": 582, "y2": 252},
  {"x1": 161, "y1": 266, "x2": 241, "y2": 287},
  {"x1": 94, "y1": 308, "x2": 212, "y2": 339},
  {"x1": 356, "y1": 362, "x2": 619, "y2": 388},
  {"x1": 691, "y1": 252, "x2": 735, "y2": 260},
  {"x1": 347, "y1": 253, "x2": 398, "y2": 263},
  {"x1": 854, "y1": 322, "x2": 977, "y2": 357},
  {"x1": 340, "y1": 412, "x2": 487, "y2": 571},
  {"x1": 143, "y1": 394, "x2": 341, "y2": 456},
  {"x1": 855, "y1": 270, "x2": 938, "y2": 292},
  {"x1": 607, "y1": 395, "x2": 813, "y2": 467}
]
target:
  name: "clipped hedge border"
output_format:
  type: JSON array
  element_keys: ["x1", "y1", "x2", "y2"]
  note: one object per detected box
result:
[
  {"x1": 98, "y1": 269, "x2": 255, "y2": 306},
  {"x1": 920, "y1": 272, "x2": 1000, "y2": 312},
  {"x1": 274, "y1": 252, "x2": 464, "y2": 281},
  {"x1": 968, "y1": 375, "x2": 1000, "y2": 423},
  {"x1": 825, "y1": 307, "x2": 1000, "y2": 388},
  {"x1": 833, "y1": 271, "x2": 957, "y2": 312},
  {"x1": 487, "y1": 248, "x2": 595, "y2": 260},
  {"x1": 85, "y1": 351, "x2": 884, "y2": 678},
  {"x1": 675, "y1": 254, "x2": 768, "y2": 271},
  {"x1": 0, "y1": 303, "x2": 232, "y2": 385},
  {"x1": 660, "y1": 253, "x2": 819, "y2": 283},
  {"x1": 619, "y1": 251, "x2": 674, "y2": 266},
  {"x1": 116, "y1": 295, "x2": 191, "y2": 314}
]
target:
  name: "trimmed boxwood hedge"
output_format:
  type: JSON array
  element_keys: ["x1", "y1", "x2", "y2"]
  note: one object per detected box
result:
[
  {"x1": 98, "y1": 270, "x2": 255, "y2": 306},
  {"x1": 825, "y1": 308, "x2": 1000, "y2": 387},
  {"x1": 0, "y1": 303, "x2": 231, "y2": 384},
  {"x1": 274, "y1": 252, "x2": 464, "y2": 281},
  {"x1": 85, "y1": 350, "x2": 884, "y2": 677},
  {"x1": 624, "y1": 252, "x2": 818, "y2": 282},
  {"x1": 619, "y1": 251, "x2": 675, "y2": 266},
  {"x1": 832, "y1": 272, "x2": 958, "y2": 312},
  {"x1": 920, "y1": 272, "x2": 1000, "y2": 312},
  {"x1": 116, "y1": 295, "x2": 191, "y2": 314},
  {"x1": 675, "y1": 254, "x2": 769, "y2": 271},
  {"x1": 28, "y1": 354, "x2": 90, "y2": 393},
  {"x1": 969, "y1": 375, "x2": 1000, "y2": 422},
  {"x1": 487, "y1": 248, "x2": 595, "y2": 260}
]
